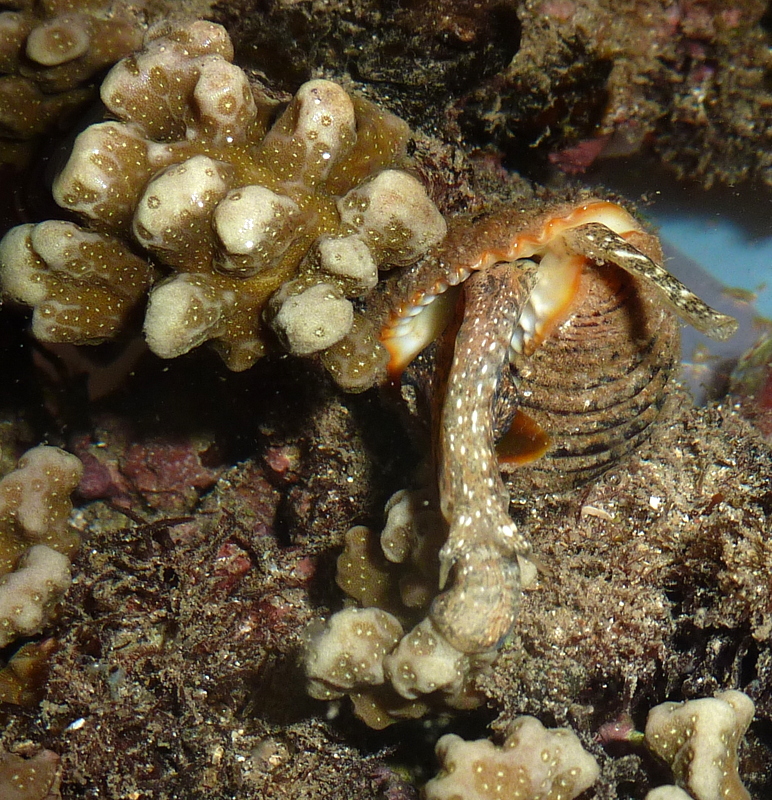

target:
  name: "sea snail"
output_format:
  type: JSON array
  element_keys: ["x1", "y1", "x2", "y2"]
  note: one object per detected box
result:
[{"x1": 379, "y1": 196, "x2": 737, "y2": 654}]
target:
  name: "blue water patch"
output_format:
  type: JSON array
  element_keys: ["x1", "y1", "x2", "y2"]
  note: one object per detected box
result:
[
  {"x1": 584, "y1": 157, "x2": 772, "y2": 401},
  {"x1": 586, "y1": 157, "x2": 772, "y2": 318},
  {"x1": 651, "y1": 212, "x2": 772, "y2": 319}
]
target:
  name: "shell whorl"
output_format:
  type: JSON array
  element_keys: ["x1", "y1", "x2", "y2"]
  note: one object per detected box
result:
[{"x1": 505, "y1": 258, "x2": 681, "y2": 490}]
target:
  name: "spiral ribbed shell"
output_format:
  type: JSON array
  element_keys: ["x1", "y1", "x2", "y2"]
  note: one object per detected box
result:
[{"x1": 504, "y1": 260, "x2": 680, "y2": 492}]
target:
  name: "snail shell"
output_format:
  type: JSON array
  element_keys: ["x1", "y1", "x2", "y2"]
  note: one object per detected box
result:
[{"x1": 504, "y1": 252, "x2": 681, "y2": 491}]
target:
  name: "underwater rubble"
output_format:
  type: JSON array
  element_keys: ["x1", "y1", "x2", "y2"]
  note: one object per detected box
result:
[{"x1": 0, "y1": 2, "x2": 771, "y2": 799}]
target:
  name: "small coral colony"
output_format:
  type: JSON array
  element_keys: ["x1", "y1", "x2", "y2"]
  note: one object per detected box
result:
[{"x1": 0, "y1": 6, "x2": 760, "y2": 800}]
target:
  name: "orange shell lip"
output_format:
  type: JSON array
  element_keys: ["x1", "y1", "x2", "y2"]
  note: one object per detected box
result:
[
  {"x1": 514, "y1": 252, "x2": 586, "y2": 356},
  {"x1": 495, "y1": 409, "x2": 551, "y2": 465},
  {"x1": 452, "y1": 200, "x2": 640, "y2": 270},
  {"x1": 380, "y1": 200, "x2": 644, "y2": 378},
  {"x1": 382, "y1": 285, "x2": 460, "y2": 379}
]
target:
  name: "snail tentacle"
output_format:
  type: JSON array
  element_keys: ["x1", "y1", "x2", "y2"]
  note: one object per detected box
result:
[{"x1": 562, "y1": 221, "x2": 738, "y2": 341}]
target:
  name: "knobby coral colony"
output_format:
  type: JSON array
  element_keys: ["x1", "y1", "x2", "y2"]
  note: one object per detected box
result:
[
  {"x1": 644, "y1": 690, "x2": 754, "y2": 800},
  {"x1": 424, "y1": 715, "x2": 601, "y2": 800},
  {"x1": 416, "y1": 690, "x2": 757, "y2": 800},
  {"x1": 0, "y1": 20, "x2": 447, "y2": 391},
  {"x1": 0, "y1": 445, "x2": 83, "y2": 706},
  {"x1": 305, "y1": 196, "x2": 738, "y2": 726}
]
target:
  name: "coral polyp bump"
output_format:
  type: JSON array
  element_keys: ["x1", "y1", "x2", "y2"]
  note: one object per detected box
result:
[
  {"x1": 0, "y1": 445, "x2": 82, "y2": 651},
  {"x1": 644, "y1": 690, "x2": 754, "y2": 800},
  {"x1": 424, "y1": 716, "x2": 600, "y2": 800},
  {"x1": 0, "y1": 20, "x2": 446, "y2": 390},
  {"x1": 0, "y1": 0, "x2": 147, "y2": 162}
]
